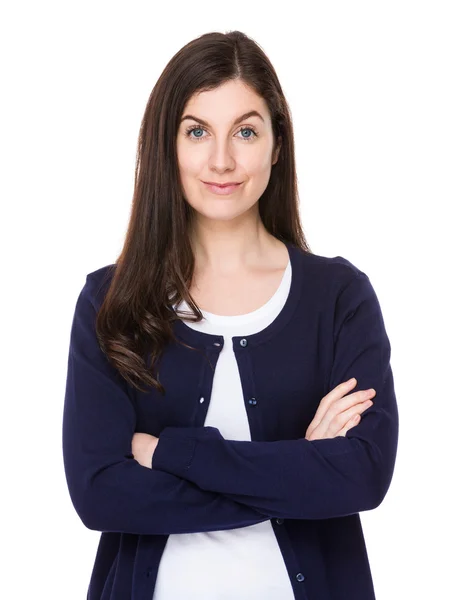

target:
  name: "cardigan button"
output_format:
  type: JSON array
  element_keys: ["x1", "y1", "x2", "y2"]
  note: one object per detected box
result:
[
  {"x1": 239, "y1": 338, "x2": 248, "y2": 347},
  {"x1": 276, "y1": 518, "x2": 284, "y2": 525},
  {"x1": 296, "y1": 572, "x2": 305, "y2": 582},
  {"x1": 248, "y1": 397, "x2": 258, "y2": 406}
]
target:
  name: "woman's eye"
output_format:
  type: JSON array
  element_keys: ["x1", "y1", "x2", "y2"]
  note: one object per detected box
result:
[{"x1": 184, "y1": 126, "x2": 258, "y2": 142}]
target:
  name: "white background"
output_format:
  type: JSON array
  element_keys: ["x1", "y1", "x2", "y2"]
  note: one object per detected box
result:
[{"x1": 1, "y1": 1, "x2": 450, "y2": 598}]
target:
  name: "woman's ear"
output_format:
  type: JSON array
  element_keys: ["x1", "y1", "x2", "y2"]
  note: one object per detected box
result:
[{"x1": 272, "y1": 136, "x2": 282, "y2": 165}]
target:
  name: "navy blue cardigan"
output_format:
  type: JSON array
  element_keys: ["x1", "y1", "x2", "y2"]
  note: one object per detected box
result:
[{"x1": 62, "y1": 242, "x2": 398, "y2": 600}]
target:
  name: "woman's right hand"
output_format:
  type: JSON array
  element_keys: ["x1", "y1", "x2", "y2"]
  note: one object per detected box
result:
[{"x1": 305, "y1": 378, "x2": 376, "y2": 441}]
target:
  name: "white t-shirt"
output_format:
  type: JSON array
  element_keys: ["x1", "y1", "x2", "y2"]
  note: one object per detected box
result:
[{"x1": 153, "y1": 256, "x2": 295, "y2": 600}]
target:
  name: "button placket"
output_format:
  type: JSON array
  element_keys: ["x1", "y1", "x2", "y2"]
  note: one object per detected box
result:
[
  {"x1": 236, "y1": 334, "x2": 305, "y2": 589},
  {"x1": 195, "y1": 341, "x2": 223, "y2": 426}
]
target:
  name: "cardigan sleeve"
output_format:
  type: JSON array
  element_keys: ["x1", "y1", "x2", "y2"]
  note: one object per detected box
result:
[
  {"x1": 152, "y1": 271, "x2": 399, "y2": 521},
  {"x1": 62, "y1": 276, "x2": 269, "y2": 535}
]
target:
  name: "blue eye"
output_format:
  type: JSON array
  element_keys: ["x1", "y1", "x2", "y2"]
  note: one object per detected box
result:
[{"x1": 184, "y1": 125, "x2": 258, "y2": 142}]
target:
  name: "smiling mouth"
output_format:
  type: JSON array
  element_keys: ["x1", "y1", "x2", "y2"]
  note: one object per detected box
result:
[
  {"x1": 202, "y1": 181, "x2": 243, "y2": 195},
  {"x1": 202, "y1": 182, "x2": 242, "y2": 187}
]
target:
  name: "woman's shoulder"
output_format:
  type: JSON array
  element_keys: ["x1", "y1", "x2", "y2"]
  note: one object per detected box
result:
[
  {"x1": 82, "y1": 263, "x2": 117, "y2": 308},
  {"x1": 299, "y1": 247, "x2": 367, "y2": 286}
]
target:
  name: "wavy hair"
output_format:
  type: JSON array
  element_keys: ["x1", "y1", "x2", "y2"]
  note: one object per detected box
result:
[{"x1": 95, "y1": 30, "x2": 311, "y2": 395}]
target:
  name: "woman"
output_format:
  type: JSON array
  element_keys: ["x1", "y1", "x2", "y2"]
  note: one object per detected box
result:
[{"x1": 62, "y1": 30, "x2": 398, "y2": 600}]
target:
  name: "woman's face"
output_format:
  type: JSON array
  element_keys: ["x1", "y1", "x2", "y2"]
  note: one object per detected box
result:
[{"x1": 176, "y1": 79, "x2": 280, "y2": 224}]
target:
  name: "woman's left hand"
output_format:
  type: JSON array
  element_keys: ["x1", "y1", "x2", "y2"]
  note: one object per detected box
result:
[{"x1": 131, "y1": 432, "x2": 159, "y2": 468}]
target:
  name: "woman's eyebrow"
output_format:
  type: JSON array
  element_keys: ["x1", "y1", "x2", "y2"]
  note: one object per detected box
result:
[{"x1": 180, "y1": 110, "x2": 265, "y2": 127}]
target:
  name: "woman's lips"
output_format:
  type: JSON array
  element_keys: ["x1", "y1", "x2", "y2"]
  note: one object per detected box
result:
[{"x1": 202, "y1": 182, "x2": 243, "y2": 195}]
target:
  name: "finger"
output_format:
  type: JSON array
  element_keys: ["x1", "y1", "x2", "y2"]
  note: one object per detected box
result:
[
  {"x1": 308, "y1": 378, "x2": 358, "y2": 430},
  {"x1": 336, "y1": 414, "x2": 361, "y2": 437},
  {"x1": 311, "y1": 386, "x2": 373, "y2": 435},
  {"x1": 326, "y1": 399, "x2": 373, "y2": 433},
  {"x1": 333, "y1": 388, "x2": 376, "y2": 415},
  {"x1": 309, "y1": 398, "x2": 372, "y2": 441},
  {"x1": 311, "y1": 387, "x2": 375, "y2": 433}
]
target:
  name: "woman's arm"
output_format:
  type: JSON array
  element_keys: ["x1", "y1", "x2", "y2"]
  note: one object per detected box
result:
[
  {"x1": 151, "y1": 272, "x2": 399, "y2": 520},
  {"x1": 62, "y1": 276, "x2": 270, "y2": 535}
]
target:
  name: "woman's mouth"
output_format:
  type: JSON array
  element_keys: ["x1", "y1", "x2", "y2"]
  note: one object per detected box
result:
[{"x1": 202, "y1": 182, "x2": 243, "y2": 195}]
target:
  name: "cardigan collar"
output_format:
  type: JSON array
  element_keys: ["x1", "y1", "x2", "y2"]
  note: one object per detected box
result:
[{"x1": 171, "y1": 241, "x2": 304, "y2": 349}]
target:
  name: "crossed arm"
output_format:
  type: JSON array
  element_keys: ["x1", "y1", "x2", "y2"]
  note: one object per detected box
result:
[
  {"x1": 63, "y1": 270, "x2": 398, "y2": 534},
  {"x1": 131, "y1": 272, "x2": 398, "y2": 521}
]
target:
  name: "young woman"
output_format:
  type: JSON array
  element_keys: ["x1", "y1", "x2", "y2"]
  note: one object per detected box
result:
[{"x1": 62, "y1": 30, "x2": 398, "y2": 600}]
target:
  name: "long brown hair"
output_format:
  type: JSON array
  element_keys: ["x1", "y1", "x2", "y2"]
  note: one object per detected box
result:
[{"x1": 96, "y1": 30, "x2": 311, "y2": 395}]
